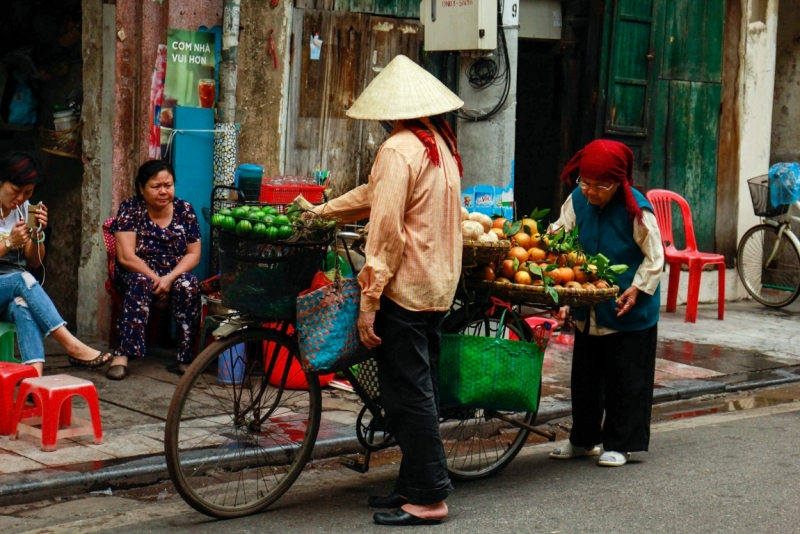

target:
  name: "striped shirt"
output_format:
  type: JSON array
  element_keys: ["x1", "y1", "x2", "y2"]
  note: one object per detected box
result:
[{"x1": 314, "y1": 121, "x2": 462, "y2": 312}]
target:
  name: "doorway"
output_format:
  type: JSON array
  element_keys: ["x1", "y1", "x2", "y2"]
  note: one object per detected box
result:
[{"x1": 514, "y1": 40, "x2": 563, "y2": 219}]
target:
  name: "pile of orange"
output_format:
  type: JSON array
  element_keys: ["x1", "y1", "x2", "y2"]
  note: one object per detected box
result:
[{"x1": 473, "y1": 217, "x2": 611, "y2": 290}]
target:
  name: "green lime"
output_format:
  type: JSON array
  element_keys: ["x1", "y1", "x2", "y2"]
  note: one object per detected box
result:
[
  {"x1": 265, "y1": 226, "x2": 279, "y2": 240},
  {"x1": 219, "y1": 208, "x2": 232, "y2": 216},
  {"x1": 262, "y1": 215, "x2": 274, "y2": 226},
  {"x1": 236, "y1": 219, "x2": 253, "y2": 236},
  {"x1": 232, "y1": 206, "x2": 248, "y2": 219},
  {"x1": 211, "y1": 213, "x2": 225, "y2": 227},
  {"x1": 221, "y1": 215, "x2": 237, "y2": 231},
  {"x1": 263, "y1": 206, "x2": 279, "y2": 216},
  {"x1": 277, "y1": 225, "x2": 294, "y2": 239},
  {"x1": 273, "y1": 214, "x2": 290, "y2": 226},
  {"x1": 250, "y1": 210, "x2": 267, "y2": 221},
  {"x1": 252, "y1": 222, "x2": 269, "y2": 237}
]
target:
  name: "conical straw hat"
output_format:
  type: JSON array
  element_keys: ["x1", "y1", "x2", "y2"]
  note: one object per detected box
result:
[{"x1": 346, "y1": 55, "x2": 463, "y2": 121}]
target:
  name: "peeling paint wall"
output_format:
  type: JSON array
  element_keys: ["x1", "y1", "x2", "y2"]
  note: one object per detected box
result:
[
  {"x1": 771, "y1": 0, "x2": 800, "y2": 163},
  {"x1": 737, "y1": 0, "x2": 779, "y2": 244},
  {"x1": 236, "y1": 1, "x2": 292, "y2": 175}
]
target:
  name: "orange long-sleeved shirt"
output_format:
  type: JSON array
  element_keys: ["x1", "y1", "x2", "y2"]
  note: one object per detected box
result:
[{"x1": 314, "y1": 122, "x2": 462, "y2": 312}]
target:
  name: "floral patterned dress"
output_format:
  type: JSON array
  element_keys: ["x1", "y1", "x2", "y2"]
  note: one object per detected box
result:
[{"x1": 112, "y1": 197, "x2": 201, "y2": 363}]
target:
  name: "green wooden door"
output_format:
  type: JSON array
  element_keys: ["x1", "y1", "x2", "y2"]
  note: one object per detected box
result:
[{"x1": 601, "y1": 0, "x2": 724, "y2": 252}]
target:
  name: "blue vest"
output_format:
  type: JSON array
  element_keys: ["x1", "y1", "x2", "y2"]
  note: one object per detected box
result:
[{"x1": 571, "y1": 187, "x2": 660, "y2": 331}]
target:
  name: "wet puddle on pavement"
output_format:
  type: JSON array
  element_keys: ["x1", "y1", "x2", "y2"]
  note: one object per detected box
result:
[{"x1": 651, "y1": 384, "x2": 800, "y2": 423}]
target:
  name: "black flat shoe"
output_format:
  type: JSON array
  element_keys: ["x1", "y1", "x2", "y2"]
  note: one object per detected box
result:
[
  {"x1": 368, "y1": 493, "x2": 408, "y2": 508},
  {"x1": 106, "y1": 365, "x2": 128, "y2": 380},
  {"x1": 373, "y1": 510, "x2": 444, "y2": 526},
  {"x1": 68, "y1": 352, "x2": 112, "y2": 369}
]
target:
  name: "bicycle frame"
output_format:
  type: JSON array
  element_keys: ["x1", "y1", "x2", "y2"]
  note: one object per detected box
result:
[{"x1": 760, "y1": 200, "x2": 800, "y2": 271}]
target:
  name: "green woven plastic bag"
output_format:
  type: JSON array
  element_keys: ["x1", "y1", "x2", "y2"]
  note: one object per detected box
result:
[{"x1": 439, "y1": 309, "x2": 544, "y2": 412}]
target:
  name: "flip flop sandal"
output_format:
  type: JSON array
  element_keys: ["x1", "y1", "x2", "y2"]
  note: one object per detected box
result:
[{"x1": 68, "y1": 352, "x2": 112, "y2": 368}]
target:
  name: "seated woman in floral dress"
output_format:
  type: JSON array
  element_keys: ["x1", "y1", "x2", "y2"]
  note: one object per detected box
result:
[{"x1": 107, "y1": 160, "x2": 201, "y2": 380}]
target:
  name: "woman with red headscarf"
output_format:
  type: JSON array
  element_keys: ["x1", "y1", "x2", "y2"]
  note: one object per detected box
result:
[{"x1": 548, "y1": 139, "x2": 664, "y2": 467}]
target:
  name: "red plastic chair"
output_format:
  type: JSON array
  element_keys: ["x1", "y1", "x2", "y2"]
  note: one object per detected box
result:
[
  {"x1": 0, "y1": 362, "x2": 40, "y2": 435},
  {"x1": 102, "y1": 217, "x2": 171, "y2": 349},
  {"x1": 645, "y1": 189, "x2": 725, "y2": 322}
]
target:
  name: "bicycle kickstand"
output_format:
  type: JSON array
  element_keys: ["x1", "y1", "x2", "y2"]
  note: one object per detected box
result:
[{"x1": 339, "y1": 449, "x2": 372, "y2": 474}]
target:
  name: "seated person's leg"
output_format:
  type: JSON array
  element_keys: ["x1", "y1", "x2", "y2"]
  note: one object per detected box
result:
[
  {"x1": 114, "y1": 272, "x2": 155, "y2": 364},
  {"x1": 169, "y1": 273, "x2": 200, "y2": 364},
  {"x1": 3, "y1": 298, "x2": 46, "y2": 376}
]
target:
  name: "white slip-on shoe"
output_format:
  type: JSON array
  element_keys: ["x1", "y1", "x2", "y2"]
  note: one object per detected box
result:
[
  {"x1": 597, "y1": 451, "x2": 631, "y2": 467},
  {"x1": 549, "y1": 441, "x2": 602, "y2": 460}
]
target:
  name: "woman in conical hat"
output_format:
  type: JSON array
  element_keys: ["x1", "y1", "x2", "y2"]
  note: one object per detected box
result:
[
  {"x1": 313, "y1": 54, "x2": 463, "y2": 526},
  {"x1": 548, "y1": 139, "x2": 664, "y2": 467}
]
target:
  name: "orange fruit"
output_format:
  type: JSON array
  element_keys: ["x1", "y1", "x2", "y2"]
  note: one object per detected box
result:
[
  {"x1": 573, "y1": 266, "x2": 588, "y2": 284},
  {"x1": 558, "y1": 266, "x2": 575, "y2": 283},
  {"x1": 594, "y1": 280, "x2": 610, "y2": 289},
  {"x1": 520, "y1": 218, "x2": 538, "y2": 234},
  {"x1": 544, "y1": 269, "x2": 563, "y2": 285},
  {"x1": 490, "y1": 227, "x2": 506, "y2": 239},
  {"x1": 565, "y1": 281, "x2": 583, "y2": 289},
  {"x1": 513, "y1": 231, "x2": 532, "y2": 250},
  {"x1": 546, "y1": 252, "x2": 559, "y2": 264},
  {"x1": 477, "y1": 266, "x2": 495, "y2": 281},
  {"x1": 527, "y1": 247, "x2": 546, "y2": 262},
  {"x1": 567, "y1": 251, "x2": 586, "y2": 266},
  {"x1": 582, "y1": 282, "x2": 596, "y2": 290},
  {"x1": 513, "y1": 271, "x2": 532, "y2": 285},
  {"x1": 495, "y1": 277, "x2": 512, "y2": 284},
  {"x1": 529, "y1": 233, "x2": 543, "y2": 248},
  {"x1": 499, "y1": 259, "x2": 516, "y2": 279},
  {"x1": 507, "y1": 246, "x2": 529, "y2": 264},
  {"x1": 532, "y1": 279, "x2": 545, "y2": 286},
  {"x1": 556, "y1": 254, "x2": 568, "y2": 267},
  {"x1": 492, "y1": 217, "x2": 508, "y2": 230}
]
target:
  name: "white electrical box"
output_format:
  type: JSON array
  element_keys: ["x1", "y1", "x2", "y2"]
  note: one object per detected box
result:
[
  {"x1": 519, "y1": 0, "x2": 562, "y2": 40},
  {"x1": 420, "y1": 0, "x2": 498, "y2": 51}
]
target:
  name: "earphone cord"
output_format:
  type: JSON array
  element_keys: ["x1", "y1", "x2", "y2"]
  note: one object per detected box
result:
[{"x1": 14, "y1": 205, "x2": 45, "y2": 287}]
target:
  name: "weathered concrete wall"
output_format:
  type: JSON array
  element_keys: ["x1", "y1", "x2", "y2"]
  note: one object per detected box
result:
[
  {"x1": 771, "y1": 0, "x2": 800, "y2": 164},
  {"x1": 236, "y1": 1, "x2": 292, "y2": 175},
  {"x1": 736, "y1": 0, "x2": 779, "y2": 244},
  {"x1": 458, "y1": 29, "x2": 519, "y2": 206}
]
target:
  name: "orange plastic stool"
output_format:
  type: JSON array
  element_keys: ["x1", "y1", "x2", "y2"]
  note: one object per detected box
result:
[
  {"x1": 10, "y1": 374, "x2": 103, "y2": 452},
  {"x1": 0, "y1": 362, "x2": 40, "y2": 435}
]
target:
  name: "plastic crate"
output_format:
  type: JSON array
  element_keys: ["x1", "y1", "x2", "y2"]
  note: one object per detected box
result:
[
  {"x1": 748, "y1": 175, "x2": 788, "y2": 218},
  {"x1": 260, "y1": 184, "x2": 326, "y2": 204}
]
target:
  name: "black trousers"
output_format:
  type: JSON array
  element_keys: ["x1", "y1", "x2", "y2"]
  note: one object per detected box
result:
[
  {"x1": 569, "y1": 322, "x2": 658, "y2": 453},
  {"x1": 374, "y1": 296, "x2": 452, "y2": 505}
]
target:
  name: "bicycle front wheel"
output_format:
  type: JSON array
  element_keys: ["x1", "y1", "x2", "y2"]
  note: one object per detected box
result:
[
  {"x1": 439, "y1": 306, "x2": 539, "y2": 481},
  {"x1": 737, "y1": 224, "x2": 800, "y2": 307},
  {"x1": 165, "y1": 327, "x2": 322, "y2": 519}
]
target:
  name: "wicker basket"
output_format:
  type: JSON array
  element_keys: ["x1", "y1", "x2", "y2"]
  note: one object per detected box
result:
[
  {"x1": 463, "y1": 279, "x2": 619, "y2": 308},
  {"x1": 462, "y1": 240, "x2": 512, "y2": 268},
  {"x1": 40, "y1": 122, "x2": 82, "y2": 159}
]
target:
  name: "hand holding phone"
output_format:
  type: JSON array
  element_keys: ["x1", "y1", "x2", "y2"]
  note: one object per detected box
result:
[{"x1": 27, "y1": 202, "x2": 43, "y2": 230}]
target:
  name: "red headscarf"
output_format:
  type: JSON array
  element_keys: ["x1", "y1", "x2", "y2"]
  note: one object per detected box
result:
[{"x1": 560, "y1": 139, "x2": 642, "y2": 221}]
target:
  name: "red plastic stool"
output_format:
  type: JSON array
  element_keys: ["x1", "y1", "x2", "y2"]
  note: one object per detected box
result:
[
  {"x1": 0, "y1": 362, "x2": 40, "y2": 436},
  {"x1": 10, "y1": 374, "x2": 104, "y2": 452}
]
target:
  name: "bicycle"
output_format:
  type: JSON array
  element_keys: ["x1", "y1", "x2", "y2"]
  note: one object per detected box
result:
[
  {"x1": 737, "y1": 175, "x2": 800, "y2": 307},
  {"x1": 164, "y1": 228, "x2": 552, "y2": 519}
]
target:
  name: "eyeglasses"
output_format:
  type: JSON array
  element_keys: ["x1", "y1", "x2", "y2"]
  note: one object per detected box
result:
[{"x1": 576, "y1": 177, "x2": 615, "y2": 192}]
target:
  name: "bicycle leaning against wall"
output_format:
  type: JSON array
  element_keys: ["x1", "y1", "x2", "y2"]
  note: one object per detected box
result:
[{"x1": 736, "y1": 172, "x2": 800, "y2": 307}]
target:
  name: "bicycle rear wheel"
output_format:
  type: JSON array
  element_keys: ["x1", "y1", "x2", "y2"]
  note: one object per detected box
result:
[
  {"x1": 439, "y1": 306, "x2": 539, "y2": 481},
  {"x1": 737, "y1": 224, "x2": 800, "y2": 307},
  {"x1": 165, "y1": 327, "x2": 322, "y2": 519}
]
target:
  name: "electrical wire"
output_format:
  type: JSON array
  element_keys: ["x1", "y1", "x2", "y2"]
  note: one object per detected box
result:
[{"x1": 451, "y1": 22, "x2": 512, "y2": 123}]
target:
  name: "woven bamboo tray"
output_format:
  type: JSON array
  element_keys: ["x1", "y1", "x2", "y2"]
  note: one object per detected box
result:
[
  {"x1": 463, "y1": 278, "x2": 619, "y2": 308},
  {"x1": 462, "y1": 240, "x2": 512, "y2": 268}
]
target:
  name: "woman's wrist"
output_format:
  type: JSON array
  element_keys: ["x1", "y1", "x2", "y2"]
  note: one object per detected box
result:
[{"x1": 31, "y1": 232, "x2": 45, "y2": 244}]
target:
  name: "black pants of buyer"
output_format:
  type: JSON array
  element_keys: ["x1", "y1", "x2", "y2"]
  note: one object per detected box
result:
[
  {"x1": 569, "y1": 322, "x2": 658, "y2": 453},
  {"x1": 374, "y1": 296, "x2": 452, "y2": 505}
]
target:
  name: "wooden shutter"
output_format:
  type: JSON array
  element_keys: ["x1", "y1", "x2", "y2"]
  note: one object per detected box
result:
[{"x1": 604, "y1": 0, "x2": 657, "y2": 137}]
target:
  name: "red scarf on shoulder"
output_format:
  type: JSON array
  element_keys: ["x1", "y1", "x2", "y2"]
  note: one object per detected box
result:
[{"x1": 403, "y1": 117, "x2": 464, "y2": 177}]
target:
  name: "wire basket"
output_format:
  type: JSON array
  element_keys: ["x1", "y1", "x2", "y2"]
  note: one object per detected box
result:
[
  {"x1": 218, "y1": 237, "x2": 329, "y2": 320},
  {"x1": 39, "y1": 122, "x2": 82, "y2": 159},
  {"x1": 748, "y1": 175, "x2": 788, "y2": 218}
]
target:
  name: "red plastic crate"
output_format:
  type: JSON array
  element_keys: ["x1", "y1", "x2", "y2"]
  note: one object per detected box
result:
[{"x1": 259, "y1": 184, "x2": 326, "y2": 204}]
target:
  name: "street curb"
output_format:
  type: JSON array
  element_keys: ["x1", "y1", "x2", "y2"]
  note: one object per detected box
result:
[{"x1": 2, "y1": 367, "x2": 800, "y2": 505}]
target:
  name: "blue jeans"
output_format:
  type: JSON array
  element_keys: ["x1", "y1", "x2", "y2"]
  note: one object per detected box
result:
[{"x1": 0, "y1": 272, "x2": 67, "y2": 364}]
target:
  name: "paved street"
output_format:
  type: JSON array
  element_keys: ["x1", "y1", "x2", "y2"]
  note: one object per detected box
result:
[{"x1": 1, "y1": 385, "x2": 799, "y2": 533}]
